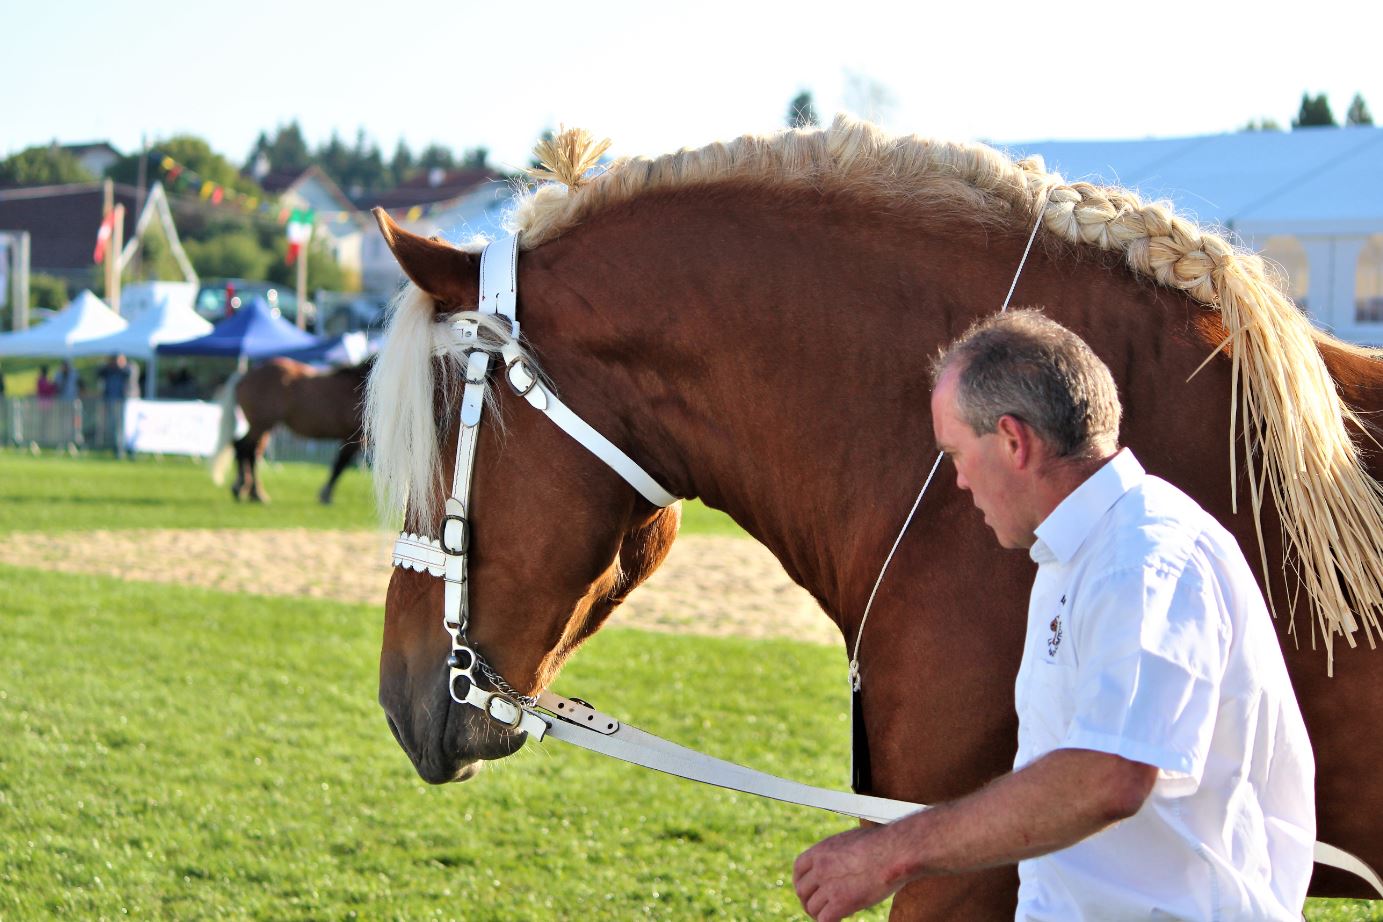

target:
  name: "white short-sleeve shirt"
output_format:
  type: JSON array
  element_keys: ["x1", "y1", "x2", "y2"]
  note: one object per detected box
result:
[{"x1": 1015, "y1": 449, "x2": 1314, "y2": 921}]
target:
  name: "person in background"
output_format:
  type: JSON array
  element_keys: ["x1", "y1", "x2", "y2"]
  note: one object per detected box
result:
[
  {"x1": 35, "y1": 364, "x2": 57, "y2": 401},
  {"x1": 98, "y1": 354, "x2": 139, "y2": 449},
  {"x1": 57, "y1": 360, "x2": 79, "y2": 401}
]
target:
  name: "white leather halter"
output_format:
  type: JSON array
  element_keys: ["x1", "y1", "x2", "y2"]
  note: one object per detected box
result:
[
  {"x1": 388, "y1": 233, "x2": 928, "y2": 824},
  {"x1": 386, "y1": 235, "x2": 1383, "y2": 891},
  {"x1": 391, "y1": 232, "x2": 676, "y2": 743}
]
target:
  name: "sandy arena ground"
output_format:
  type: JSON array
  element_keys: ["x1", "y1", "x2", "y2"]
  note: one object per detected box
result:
[{"x1": 0, "y1": 529, "x2": 840, "y2": 646}]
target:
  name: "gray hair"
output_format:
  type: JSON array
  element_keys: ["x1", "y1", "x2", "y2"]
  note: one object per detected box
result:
[{"x1": 930, "y1": 310, "x2": 1122, "y2": 461}]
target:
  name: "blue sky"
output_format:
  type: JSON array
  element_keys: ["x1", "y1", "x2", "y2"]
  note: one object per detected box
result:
[{"x1": 6, "y1": 0, "x2": 1381, "y2": 172}]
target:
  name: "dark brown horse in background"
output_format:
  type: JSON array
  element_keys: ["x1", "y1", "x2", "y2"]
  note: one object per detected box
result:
[
  {"x1": 363, "y1": 119, "x2": 1383, "y2": 919},
  {"x1": 212, "y1": 358, "x2": 369, "y2": 504}
]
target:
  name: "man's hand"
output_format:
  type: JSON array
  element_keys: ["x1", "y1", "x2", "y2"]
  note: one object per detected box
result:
[
  {"x1": 793, "y1": 823, "x2": 902, "y2": 922},
  {"x1": 790, "y1": 749, "x2": 1157, "y2": 919}
]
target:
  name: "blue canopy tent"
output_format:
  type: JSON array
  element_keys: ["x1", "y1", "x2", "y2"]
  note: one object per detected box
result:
[
  {"x1": 274, "y1": 331, "x2": 376, "y2": 368},
  {"x1": 156, "y1": 297, "x2": 320, "y2": 361}
]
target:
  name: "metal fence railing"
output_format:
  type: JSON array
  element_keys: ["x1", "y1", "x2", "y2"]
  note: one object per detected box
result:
[{"x1": 1, "y1": 397, "x2": 345, "y2": 465}]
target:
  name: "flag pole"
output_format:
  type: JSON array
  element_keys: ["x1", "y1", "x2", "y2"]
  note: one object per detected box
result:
[
  {"x1": 109, "y1": 204, "x2": 124, "y2": 316},
  {"x1": 295, "y1": 234, "x2": 308, "y2": 330},
  {"x1": 102, "y1": 179, "x2": 114, "y2": 304}
]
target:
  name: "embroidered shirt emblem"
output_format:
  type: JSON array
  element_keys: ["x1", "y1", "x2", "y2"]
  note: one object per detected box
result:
[{"x1": 1047, "y1": 594, "x2": 1066, "y2": 657}]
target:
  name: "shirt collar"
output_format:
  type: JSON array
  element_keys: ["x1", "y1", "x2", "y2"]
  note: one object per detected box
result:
[{"x1": 1030, "y1": 448, "x2": 1145, "y2": 565}]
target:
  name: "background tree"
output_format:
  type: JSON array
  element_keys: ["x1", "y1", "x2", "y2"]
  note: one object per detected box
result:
[
  {"x1": 182, "y1": 230, "x2": 274, "y2": 280},
  {"x1": 528, "y1": 129, "x2": 555, "y2": 171},
  {"x1": 1293, "y1": 93, "x2": 1337, "y2": 128},
  {"x1": 1241, "y1": 117, "x2": 1283, "y2": 132},
  {"x1": 389, "y1": 138, "x2": 416, "y2": 185},
  {"x1": 254, "y1": 121, "x2": 312, "y2": 176},
  {"x1": 417, "y1": 143, "x2": 457, "y2": 175},
  {"x1": 341, "y1": 129, "x2": 387, "y2": 196},
  {"x1": 1346, "y1": 93, "x2": 1374, "y2": 126},
  {"x1": 27, "y1": 273, "x2": 70, "y2": 310},
  {"x1": 461, "y1": 146, "x2": 489, "y2": 170},
  {"x1": 108, "y1": 135, "x2": 264, "y2": 199},
  {"x1": 316, "y1": 131, "x2": 352, "y2": 187},
  {"x1": 787, "y1": 91, "x2": 820, "y2": 129},
  {"x1": 244, "y1": 131, "x2": 271, "y2": 177},
  {"x1": 0, "y1": 146, "x2": 96, "y2": 187}
]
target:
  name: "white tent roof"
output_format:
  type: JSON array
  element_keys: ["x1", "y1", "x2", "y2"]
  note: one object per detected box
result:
[
  {"x1": 71, "y1": 295, "x2": 213, "y2": 360},
  {"x1": 0, "y1": 290, "x2": 128, "y2": 357},
  {"x1": 1002, "y1": 125, "x2": 1383, "y2": 237}
]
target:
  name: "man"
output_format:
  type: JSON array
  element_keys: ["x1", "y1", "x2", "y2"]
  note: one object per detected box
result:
[
  {"x1": 793, "y1": 310, "x2": 1314, "y2": 921},
  {"x1": 97, "y1": 354, "x2": 140, "y2": 450}
]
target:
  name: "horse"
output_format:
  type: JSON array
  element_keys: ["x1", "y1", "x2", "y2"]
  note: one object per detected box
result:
[
  {"x1": 211, "y1": 358, "x2": 369, "y2": 504},
  {"x1": 362, "y1": 117, "x2": 1383, "y2": 919}
]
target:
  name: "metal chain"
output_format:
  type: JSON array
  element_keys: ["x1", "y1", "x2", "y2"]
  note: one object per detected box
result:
[{"x1": 477, "y1": 653, "x2": 539, "y2": 707}]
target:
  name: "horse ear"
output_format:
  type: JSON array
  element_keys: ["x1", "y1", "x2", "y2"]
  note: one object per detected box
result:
[{"x1": 372, "y1": 207, "x2": 479, "y2": 309}]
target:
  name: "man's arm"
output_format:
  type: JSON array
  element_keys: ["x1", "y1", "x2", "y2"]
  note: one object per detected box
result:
[{"x1": 792, "y1": 747, "x2": 1158, "y2": 922}]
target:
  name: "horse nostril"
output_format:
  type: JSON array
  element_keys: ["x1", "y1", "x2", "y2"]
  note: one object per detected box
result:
[{"x1": 384, "y1": 713, "x2": 405, "y2": 749}]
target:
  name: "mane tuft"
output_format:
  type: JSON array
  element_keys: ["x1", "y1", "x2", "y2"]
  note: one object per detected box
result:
[{"x1": 528, "y1": 126, "x2": 612, "y2": 190}]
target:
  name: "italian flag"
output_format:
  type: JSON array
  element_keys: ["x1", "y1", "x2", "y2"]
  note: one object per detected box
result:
[{"x1": 285, "y1": 209, "x2": 314, "y2": 265}]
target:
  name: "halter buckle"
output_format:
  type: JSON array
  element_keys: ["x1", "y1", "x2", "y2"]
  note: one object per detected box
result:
[
  {"x1": 505, "y1": 356, "x2": 538, "y2": 397},
  {"x1": 486, "y1": 691, "x2": 527, "y2": 729},
  {"x1": 441, "y1": 514, "x2": 469, "y2": 556}
]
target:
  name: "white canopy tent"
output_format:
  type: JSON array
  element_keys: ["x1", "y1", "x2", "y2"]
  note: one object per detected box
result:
[
  {"x1": 71, "y1": 296, "x2": 214, "y2": 397},
  {"x1": 0, "y1": 290, "x2": 127, "y2": 357},
  {"x1": 72, "y1": 297, "x2": 212, "y2": 360}
]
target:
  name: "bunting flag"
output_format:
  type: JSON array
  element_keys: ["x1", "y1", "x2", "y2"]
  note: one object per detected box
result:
[
  {"x1": 285, "y1": 209, "x2": 314, "y2": 265},
  {"x1": 93, "y1": 209, "x2": 116, "y2": 264},
  {"x1": 150, "y1": 150, "x2": 478, "y2": 227}
]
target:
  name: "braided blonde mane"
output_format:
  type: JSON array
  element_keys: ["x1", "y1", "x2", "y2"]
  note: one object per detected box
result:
[{"x1": 508, "y1": 116, "x2": 1383, "y2": 671}]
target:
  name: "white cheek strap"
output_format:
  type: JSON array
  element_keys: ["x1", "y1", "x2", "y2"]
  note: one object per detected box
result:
[{"x1": 500, "y1": 340, "x2": 678, "y2": 508}]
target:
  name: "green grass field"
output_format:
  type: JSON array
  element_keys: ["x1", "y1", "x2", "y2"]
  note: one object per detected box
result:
[
  {"x1": 0, "y1": 452, "x2": 744, "y2": 537},
  {"x1": 0, "y1": 455, "x2": 1376, "y2": 920}
]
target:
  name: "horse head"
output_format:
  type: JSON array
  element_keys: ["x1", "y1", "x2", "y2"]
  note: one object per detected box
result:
[{"x1": 369, "y1": 212, "x2": 681, "y2": 783}]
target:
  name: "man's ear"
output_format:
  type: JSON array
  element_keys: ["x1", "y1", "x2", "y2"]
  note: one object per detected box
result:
[{"x1": 995, "y1": 415, "x2": 1036, "y2": 469}]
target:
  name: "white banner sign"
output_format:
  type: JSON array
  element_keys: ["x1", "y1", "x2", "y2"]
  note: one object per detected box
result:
[{"x1": 122, "y1": 399, "x2": 222, "y2": 456}]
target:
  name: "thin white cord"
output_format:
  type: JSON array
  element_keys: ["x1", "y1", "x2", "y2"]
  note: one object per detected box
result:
[
  {"x1": 849, "y1": 189, "x2": 1050, "y2": 690},
  {"x1": 1001, "y1": 188, "x2": 1050, "y2": 314},
  {"x1": 849, "y1": 451, "x2": 945, "y2": 689}
]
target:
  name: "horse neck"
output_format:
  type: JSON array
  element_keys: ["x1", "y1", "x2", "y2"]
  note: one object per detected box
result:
[
  {"x1": 1317, "y1": 338, "x2": 1383, "y2": 475},
  {"x1": 519, "y1": 194, "x2": 1029, "y2": 627}
]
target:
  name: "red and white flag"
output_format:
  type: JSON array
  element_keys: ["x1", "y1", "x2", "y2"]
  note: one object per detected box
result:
[{"x1": 93, "y1": 209, "x2": 116, "y2": 264}]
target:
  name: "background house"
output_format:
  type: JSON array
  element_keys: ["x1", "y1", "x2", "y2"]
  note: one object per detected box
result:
[
  {"x1": 0, "y1": 181, "x2": 195, "y2": 297},
  {"x1": 256, "y1": 165, "x2": 367, "y2": 281},
  {"x1": 0, "y1": 182, "x2": 139, "y2": 291},
  {"x1": 60, "y1": 142, "x2": 122, "y2": 179},
  {"x1": 1010, "y1": 125, "x2": 1383, "y2": 344},
  {"x1": 353, "y1": 167, "x2": 515, "y2": 293}
]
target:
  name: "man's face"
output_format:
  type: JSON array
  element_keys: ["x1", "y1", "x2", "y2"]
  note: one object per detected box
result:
[{"x1": 931, "y1": 370, "x2": 1033, "y2": 550}]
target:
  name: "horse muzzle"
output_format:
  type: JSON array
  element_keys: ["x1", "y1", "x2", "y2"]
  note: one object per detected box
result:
[{"x1": 381, "y1": 675, "x2": 530, "y2": 784}]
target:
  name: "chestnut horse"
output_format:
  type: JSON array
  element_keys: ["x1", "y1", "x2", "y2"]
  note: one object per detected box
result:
[
  {"x1": 212, "y1": 358, "x2": 369, "y2": 504},
  {"x1": 364, "y1": 118, "x2": 1383, "y2": 918}
]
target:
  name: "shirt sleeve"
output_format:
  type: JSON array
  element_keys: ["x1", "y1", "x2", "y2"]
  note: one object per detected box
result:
[{"x1": 1062, "y1": 554, "x2": 1229, "y2": 795}]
